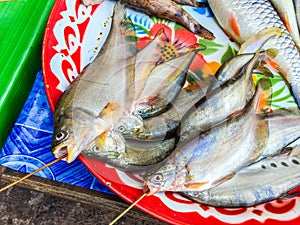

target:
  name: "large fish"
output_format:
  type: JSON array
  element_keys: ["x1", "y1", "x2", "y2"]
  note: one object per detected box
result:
[
  {"x1": 144, "y1": 78, "x2": 272, "y2": 194},
  {"x1": 207, "y1": 0, "x2": 300, "y2": 107},
  {"x1": 184, "y1": 143, "x2": 300, "y2": 207},
  {"x1": 270, "y1": 0, "x2": 300, "y2": 47},
  {"x1": 51, "y1": 2, "x2": 135, "y2": 163},
  {"x1": 80, "y1": 0, "x2": 214, "y2": 39}
]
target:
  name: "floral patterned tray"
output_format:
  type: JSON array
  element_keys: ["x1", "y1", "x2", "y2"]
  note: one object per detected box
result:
[{"x1": 42, "y1": 0, "x2": 300, "y2": 224}]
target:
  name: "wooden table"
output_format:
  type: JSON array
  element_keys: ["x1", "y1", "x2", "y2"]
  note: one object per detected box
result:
[{"x1": 0, "y1": 166, "x2": 167, "y2": 224}]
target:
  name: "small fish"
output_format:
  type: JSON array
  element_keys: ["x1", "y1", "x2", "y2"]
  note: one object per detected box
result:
[
  {"x1": 131, "y1": 50, "x2": 197, "y2": 119},
  {"x1": 144, "y1": 78, "x2": 272, "y2": 194},
  {"x1": 133, "y1": 29, "x2": 168, "y2": 103},
  {"x1": 183, "y1": 144, "x2": 300, "y2": 207},
  {"x1": 207, "y1": 0, "x2": 300, "y2": 107},
  {"x1": 80, "y1": 0, "x2": 214, "y2": 39},
  {"x1": 133, "y1": 53, "x2": 258, "y2": 141},
  {"x1": 82, "y1": 131, "x2": 176, "y2": 171},
  {"x1": 179, "y1": 52, "x2": 260, "y2": 138}
]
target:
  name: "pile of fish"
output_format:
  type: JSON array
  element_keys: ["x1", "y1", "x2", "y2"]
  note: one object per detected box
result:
[{"x1": 51, "y1": 0, "x2": 300, "y2": 208}]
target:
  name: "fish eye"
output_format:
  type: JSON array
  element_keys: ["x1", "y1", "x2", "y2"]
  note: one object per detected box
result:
[
  {"x1": 92, "y1": 145, "x2": 99, "y2": 152},
  {"x1": 136, "y1": 108, "x2": 144, "y2": 115},
  {"x1": 55, "y1": 131, "x2": 67, "y2": 141},
  {"x1": 118, "y1": 125, "x2": 126, "y2": 133},
  {"x1": 152, "y1": 173, "x2": 164, "y2": 183}
]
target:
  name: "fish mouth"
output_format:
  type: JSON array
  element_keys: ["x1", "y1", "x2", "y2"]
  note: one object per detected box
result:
[
  {"x1": 144, "y1": 182, "x2": 159, "y2": 195},
  {"x1": 52, "y1": 140, "x2": 79, "y2": 163}
]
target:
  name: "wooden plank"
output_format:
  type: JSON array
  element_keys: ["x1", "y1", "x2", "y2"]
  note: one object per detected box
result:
[{"x1": 0, "y1": 166, "x2": 166, "y2": 224}]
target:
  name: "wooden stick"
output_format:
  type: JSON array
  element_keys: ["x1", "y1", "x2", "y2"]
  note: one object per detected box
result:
[
  {"x1": 0, "y1": 154, "x2": 66, "y2": 192},
  {"x1": 109, "y1": 192, "x2": 148, "y2": 225}
]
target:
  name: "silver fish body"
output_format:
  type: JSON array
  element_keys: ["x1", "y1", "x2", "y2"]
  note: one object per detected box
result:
[
  {"x1": 184, "y1": 144, "x2": 300, "y2": 207},
  {"x1": 144, "y1": 79, "x2": 272, "y2": 194},
  {"x1": 270, "y1": 0, "x2": 300, "y2": 47},
  {"x1": 132, "y1": 50, "x2": 197, "y2": 119},
  {"x1": 130, "y1": 53, "x2": 258, "y2": 141},
  {"x1": 180, "y1": 52, "x2": 259, "y2": 139},
  {"x1": 82, "y1": 131, "x2": 176, "y2": 171},
  {"x1": 207, "y1": 0, "x2": 300, "y2": 107},
  {"x1": 51, "y1": 2, "x2": 134, "y2": 163}
]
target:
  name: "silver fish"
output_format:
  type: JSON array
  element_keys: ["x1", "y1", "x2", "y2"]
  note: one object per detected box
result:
[
  {"x1": 144, "y1": 78, "x2": 272, "y2": 194},
  {"x1": 179, "y1": 52, "x2": 260, "y2": 139},
  {"x1": 184, "y1": 143, "x2": 300, "y2": 207},
  {"x1": 81, "y1": 131, "x2": 176, "y2": 171},
  {"x1": 81, "y1": 0, "x2": 214, "y2": 39},
  {"x1": 270, "y1": 0, "x2": 300, "y2": 47},
  {"x1": 131, "y1": 50, "x2": 197, "y2": 119},
  {"x1": 51, "y1": 2, "x2": 134, "y2": 162},
  {"x1": 133, "y1": 53, "x2": 257, "y2": 141},
  {"x1": 207, "y1": 0, "x2": 300, "y2": 107}
]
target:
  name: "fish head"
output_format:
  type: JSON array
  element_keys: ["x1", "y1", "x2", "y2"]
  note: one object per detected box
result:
[
  {"x1": 51, "y1": 106, "x2": 100, "y2": 163},
  {"x1": 132, "y1": 102, "x2": 154, "y2": 119},
  {"x1": 51, "y1": 118, "x2": 80, "y2": 163},
  {"x1": 113, "y1": 114, "x2": 144, "y2": 137},
  {"x1": 84, "y1": 130, "x2": 126, "y2": 160},
  {"x1": 144, "y1": 163, "x2": 188, "y2": 194}
]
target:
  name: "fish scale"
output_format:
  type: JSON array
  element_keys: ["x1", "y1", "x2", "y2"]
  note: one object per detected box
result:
[{"x1": 208, "y1": 0, "x2": 300, "y2": 106}]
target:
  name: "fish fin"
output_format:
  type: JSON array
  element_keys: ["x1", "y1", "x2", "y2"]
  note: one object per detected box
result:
[
  {"x1": 282, "y1": 13, "x2": 292, "y2": 34},
  {"x1": 254, "y1": 78, "x2": 273, "y2": 115},
  {"x1": 212, "y1": 173, "x2": 235, "y2": 187},
  {"x1": 255, "y1": 65, "x2": 275, "y2": 78},
  {"x1": 279, "y1": 191, "x2": 300, "y2": 199},
  {"x1": 238, "y1": 27, "x2": 283, "y2": 54},
  {"x1": 229, "y1": 12, "x2": 241, "y2": 38},
  {"x1": 99, "y1": 102, "x2": 122, "y2": 119},
  {"x1": 185, "y1": 182, "x2": 209, "y2": 189},
  {"x1": 265, "y1": 48, "x2": 279, "y2": 59}
]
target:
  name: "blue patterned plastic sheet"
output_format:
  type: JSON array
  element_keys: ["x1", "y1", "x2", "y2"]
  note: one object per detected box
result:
[{"x1": 0, "y1": 71, "x2": 113, "y2": 195}]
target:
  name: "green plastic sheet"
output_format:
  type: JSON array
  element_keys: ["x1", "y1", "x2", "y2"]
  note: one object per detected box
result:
[{"x1": 0, "y1": 0, "x2": 55, "y2": 148}]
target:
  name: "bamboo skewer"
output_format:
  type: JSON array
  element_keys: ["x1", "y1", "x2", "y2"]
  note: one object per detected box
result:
[
  {"x1": 109, "y1": 192, "x2": 148, "y2": 225},
  {"x1": 0, "y1": 154, "x2": 67, "y2": 192}
]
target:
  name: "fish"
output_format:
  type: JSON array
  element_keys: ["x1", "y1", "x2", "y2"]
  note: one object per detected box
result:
[
  {"x1": 207, "y1": 0, "x2": 300, "y2": 107},
  {"x1": 51, "y1": 2, "x2": 136, "y2": 162},
  {"x1": 132, "y1": 28, "x2": 280, "y2": 141},
  {"x1": 80, "y1": 0, "x2": 214, "y2": 39},
  {"x1": 132, "y1": 53, "x2": 258, "y2": 141},
  {"x1": 81, "y1": 130, "x2": 176, "y2": 171},
  {"x1": 183, "y1": 143, "x2": 300, "y2": 207},
  {"x1": 179, "y1": 51, "x2": 260, "y2": 139},
  {"x1": 144, "y1": 78, "x2": 272, "y2": 194},
  {"x1": 131, "y1": 50, "x2": 197, "y2": 119},
  {"x1": 270, "y1": 0, "x2": 300, "y2": 47}
]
